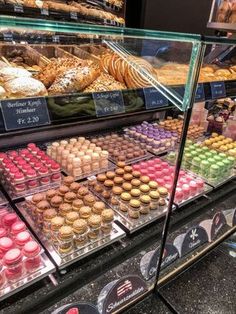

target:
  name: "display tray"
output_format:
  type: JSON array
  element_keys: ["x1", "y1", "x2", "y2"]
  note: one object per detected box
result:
[
  {"x1": 88, "y1": 182, "x2": 172, "y2": 234},
  {"x1": 0, "y1": 251, "x2": 55, "y2": 301},
  {"x1": 2, "y1": 180, "x2": 61, "y2": 201},
  {"x1": 173, "y1": 183, "x2": 213, "y2": 208},
  {"x1": 16, "y1": 200, "x2": 125, "y2": 269},
  {"x1": 0, "y1": 204, "x2": 55, "y2": 301},
  {"x1": 108, "y1": 153, "x2": 153, "y2": 166},
  {"x1": 62, "y1": 161, "x2": 115, "y2": 182}
]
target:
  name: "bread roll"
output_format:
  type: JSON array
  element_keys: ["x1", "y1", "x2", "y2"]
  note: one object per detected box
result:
[
  {"x1": 48, "y1": 66, "x2": 100, "y2": 95},
  {"x1": 0, "y1": 67, "x2": 32, "y2": 83},
  {"x1": 216, "y1": 0, "x2": 231, "y2": 22},
  {"x1": 4, "y1": 77, "x2": 48, "y2": 98}
]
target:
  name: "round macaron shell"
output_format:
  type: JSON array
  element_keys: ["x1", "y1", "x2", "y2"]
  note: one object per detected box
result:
[
  {"x1": 4, "y1": 248, "x2": 22, "y2": 265},
  {"x1": 23, "y1": 241, "x2": 40, "y2": 257}
]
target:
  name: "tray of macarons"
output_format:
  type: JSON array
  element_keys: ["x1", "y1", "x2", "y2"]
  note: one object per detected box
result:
[
  {"x1": 0, "y1": 204, "x2": 55, "y2": 301},
  {"x1": 15, "y1": 176, "x2": 125, "y2": 269},
  {"x1": 87, "y1": 161, "x2": 173, "y2": 233}
]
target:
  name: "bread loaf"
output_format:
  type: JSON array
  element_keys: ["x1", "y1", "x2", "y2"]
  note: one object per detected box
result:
[
  {"x1": 4, "y1": 77, "x2": 48, "y2": 98},
  {"x1": 0, "y1": 67, "x2": 32, "y2": 83},
  {"x1": 48, "y1": 65, "x2": 100, "y2": 95}
]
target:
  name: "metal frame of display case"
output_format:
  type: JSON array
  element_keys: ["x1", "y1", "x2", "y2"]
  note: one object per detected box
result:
[{"x1": 0, "y1": 17, "x2": 235, "y2": 312}]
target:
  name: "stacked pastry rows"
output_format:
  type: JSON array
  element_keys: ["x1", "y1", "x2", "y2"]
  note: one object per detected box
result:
[
  {"x1": 2, "y1": 48, "x2": 236, "y2": 99},
  {"x1": 4, "y1": 0, "x2": 125, "y2": 25},
  {"x1": 216, "y1": 0, "x2": 236, "y2": 24}
]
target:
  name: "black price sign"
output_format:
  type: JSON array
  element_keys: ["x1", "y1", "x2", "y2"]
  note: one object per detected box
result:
[
  {"x1": 1, "y1": 97, "x2": 51, "y2": 131},
  {"x1": 40, "y1": 8, "x2": 49, "y2": 16},
  {"x1": 144, "y1": 87, "x2": 168, "y2": 109},
  {"x1": 70, "y1": 12, "x2": 78, "y2": 20},
  {"x1": 210, "y1": 81, "x2": 226, "y2": 99},
  {"x1": 233, "y1": 210, "x2": 236, "y2": 226},
  {"x1": 3, "y1": 33, "x2": 13, "y2": 42},
  {"x1": 93, "y1": 91, "x2": 125, "y2": 117},
  {"x1": 14, "y1": 4, "x2": 24, "y2": 13},
  {"x1": 211, "y1": 212, "x2": 226, "y2": 240},
  {"x1": 195, "y1": 83, "x2": 205, "y2": 102}
]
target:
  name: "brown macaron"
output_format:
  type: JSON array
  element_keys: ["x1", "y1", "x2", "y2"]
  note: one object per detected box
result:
[
  {"x1": 92, "y1": 201, "x2": 106, "y2": 214},
  {"x1": 59, "y1": 203, "x2": 72, "y2": 216},
  {"x1": 64, "y1": 192, "x2": 77, "y2": 203},
  {"x1": 63, "y1": 176, "x2": 75, "y2": 187},
  {"x1": 79, "y1": 206, "x2": 92, "y2": 219},
  {"x1": 58, "y1": 185, "x2": 70, "y2": 197},
  {"x1": 46, "y1": 189, "x2": 57, "y2": 201}
]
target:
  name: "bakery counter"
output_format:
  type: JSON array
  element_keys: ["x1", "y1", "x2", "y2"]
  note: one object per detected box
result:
[{"x1": 0, "y1": 179, "x2": 235, "y2": 314}]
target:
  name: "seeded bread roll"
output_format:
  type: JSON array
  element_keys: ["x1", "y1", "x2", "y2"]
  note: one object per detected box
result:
[
  {"x1": 48, "y1": 65, "x2": 100, "y2": 95},
  {"x1": 4, "y1": 77, "x2": 48, "y2": 98},
  {"x1": 0, "y1": 86, "x2": 7, "y2": 99}
]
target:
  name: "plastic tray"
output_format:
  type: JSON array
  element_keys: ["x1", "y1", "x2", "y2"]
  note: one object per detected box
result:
[
  {"x1": 15, "y1": 196, "x2": 125, "y2": 269},
  {"x1": 0, "y1": 205, "x2": 55, "y2": 301},
  {"x1": 87, "y1": 180, "x2": 172, "y2": 234}
]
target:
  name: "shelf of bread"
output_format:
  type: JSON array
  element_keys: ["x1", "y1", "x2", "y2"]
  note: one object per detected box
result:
[
  {"x1": 15, "y1": 177, "x2": 126, "y2": 269},
  {"x1": 0, "y1": 1, "x2": 125, "y2": 27},
  {"x1": 208, "y1": 0, "x2": 236, "y2": 32},
  {"x1": 0, "y1": 203, "x2": 55, "y2": 301}
]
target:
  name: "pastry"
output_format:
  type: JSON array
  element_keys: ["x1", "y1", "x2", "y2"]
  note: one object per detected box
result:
[
  {"x1": 128, "y1": 199, "x2": 140, "y2": 219},
  {"x1": 88, "y1": 214, "x2": 101, "y2": 239},
  {"x1": 64, "y1": 192, "x2": 77, "y2": 203},
  {"x1": 50, "y1": 196, "x2": 63, "y2": 208},
  {"x1": 48, "y1": 65, "x2": 100, "y2": 95},
  {"x1": 140, "y1": 195, "x2": 151, "y2": 214},
  {"x1": 46, "y1": 189, "x2": 57, "y2": 201},
  {"x1": 79, "y1": 206, "x2": 92, "y2": 219},
  {"x1": 51, "y1": 216, "x2": 65, "y2": 232},
  {"x1": 63, "y1": 176, "x2": 75, "y2": 186},
  {"x1": 65, "y1": 211, "x2": 79, "y2": 226},
  {"x1": 4, "y1": 77, "x2": 48, "y2": 98},
  {"x1": 31, "y1": 193, "x2": 45, "y2": 205},
  {"x1": 0, "y1": 86, "x2": 7, "y2": 99},
  {"x1": 101, "y1": 209, "x2": 114, "y2": 234},
  {"x1": 92, "y1": 201, "x2": 105, "y2": 215},
  {"x1": 58, "y1": 185, "x2": 70, "y2": 197},
  {"x1": 69, "y1": 182, "x2": 81, "y2": 192},
  {"x1": 83, "y1": 194, "x2": 96, "y2": 206},
  {"x1": 72, "y1": 199, "x2": 84, "y2": 212},
  {"x1": 0, "y1": 67, "x2": 32, "y2": 83},
  {"x1": 58, "y1": 226, "x2": 74, "y2": 254},
  {"x1": 59, "y1": 203, "x2": 72, "y2": 217}
]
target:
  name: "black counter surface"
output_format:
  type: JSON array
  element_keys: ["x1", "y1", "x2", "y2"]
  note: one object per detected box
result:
[{"x1": 160, "y1": 241, "x2": 236, "y2": 314}]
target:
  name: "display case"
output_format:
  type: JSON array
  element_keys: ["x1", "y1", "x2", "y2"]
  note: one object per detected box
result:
[
  {"x1": 0, "y1": 14, "x2": 235, "y2": 314},
  {"x1": 208, "y1": 0, "x2": 236, "y2": 32}
]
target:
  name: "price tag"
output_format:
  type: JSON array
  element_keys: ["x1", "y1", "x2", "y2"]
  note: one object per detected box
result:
[
  {"x1": 40, "y1": 8, "x2": 49, "y2": 16},
  {"x1": 93, "y1": 91, "x2": 125, "y2": 117},
  {"x1": 3, "y1": 33, "x2": 13, "y2": 42},
  {"x1": 52, "y1": 35, "x2": 60, "y2": 43},
  {"x1": 210, "y1": 81, "x2": 226, "y2": 99},
  {"x1": 195, "y1": 83, "x2": 205, "y2": 102},
  {"x1": 1, "y1": 97, "x2": 51, "y2": 131},
  {"x1": 144, "y1": 87, "x2": 168, "y2": 109},
  {"x1": 14, "y1": 4, "x2": 24, "y2": 13},
  {"x1": 70, "y1": 12, "x2": 78, "y2": 20}
]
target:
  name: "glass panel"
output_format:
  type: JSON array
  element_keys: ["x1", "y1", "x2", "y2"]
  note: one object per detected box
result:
[{"x1": 0, "y1": 16, "x2": 202, "y2": 111}]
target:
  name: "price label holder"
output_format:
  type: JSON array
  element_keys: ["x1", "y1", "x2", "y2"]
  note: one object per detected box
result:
[
  {"x1": 144, "y1": 87, "x2": 169, "y2": 110},
  {"x1": 199, "y1": 212, "x2": 227, "y2": 242},
  {"x1": 3, "y1": 33, "x2": 13, "y2": 42},
  {"x1": 140, "y1": 243, "x2": 179, "y2": 281},
  {"x1": 195, "y1": 83, "x2": 205, "y2": 102},
  {"x1": 52, "y1": 302, "x2": 99, "y2": 314},
  {"x1": 97, "y1": 275, "x2": 148, "y2": 314},
  {"x1": 14, "y1": 4, "x2": 24, "y2": 13},
  {"x1": 70, "y1": 12, "x2": 78, "y2": 20},
  {"x1": 0, "y1": 97, "x2": 51, "y2": 131},
  {"x1": 93, "y1": 91, "x2": 125, "y2": 117},
  {"x1": 52, "y1": 35, "x2": 60, "y2": 43},
  {"x1": 173, "y1": 226, "x2": 208, "y2": 257},
  {"x1": 210, "y1": 81, "x2": 226, "y2": 99},
  {"x1": 41, "y1": 8, "x2": 49, "y2": 16}
]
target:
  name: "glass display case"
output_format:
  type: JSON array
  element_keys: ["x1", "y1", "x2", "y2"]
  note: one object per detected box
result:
[
  {"x1": 208, "y1": 0, "x2": 236, "y2": 32},
  {"x1": 0, "y1": 14, "x2": 235, "y2": 314}
]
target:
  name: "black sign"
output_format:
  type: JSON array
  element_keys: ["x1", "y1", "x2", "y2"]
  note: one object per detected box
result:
[
  {"x1": 1, "y1": 97, "x2": 51, "y2": 131},
  {"x1": 70, "y1": 12, "x2": 78, "y2": 20},
  {"x1": 40, "y1": 8, "x2": 49, "y2": 16},
  {"x1": 174, "y1": 226, "x2": 208, "y2": 257},
  {"x1": 52, "y1": 35, "x2": 60, "y2": 43},
  {"x1": 93, "y1": 91, "x2": 125, "y2": 117},
  {"x1": 3, "y1": 33, "x2": 13, "y2": 42},
  {"x1": 195, "y1": 83, "x2": 205, "y2": 102},
  {"x1": 144, "y1": 87, "x2": 169, "y2": 109},
  {"x1": 14, "y1": 4, "x2": 24, "y2": 13},
  {"x1": 52, "y1": 302, "x2": 99, "y2": 314},
  {"x1": 210, "y1": 81, "x2": 226, "y2": 99},
  {"x1": 222, "y1": 209, "x2": 236, "y2": 227},
  {"x1": 211, "y1": 212, "x2": 226, "y2": 241},
  {"x1": 100, "y1": 275, "x2": 148, "y2": 314},
  {"x1": 145, "y1": 244, "x2": 179, "y2": 280}
]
